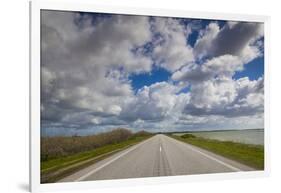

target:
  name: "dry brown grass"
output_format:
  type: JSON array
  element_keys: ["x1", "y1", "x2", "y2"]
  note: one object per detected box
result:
[{"x1": 41, "y1": 128, "x2": 151, "y2": 161}]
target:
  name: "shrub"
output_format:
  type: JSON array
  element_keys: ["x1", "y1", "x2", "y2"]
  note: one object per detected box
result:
[
  {"x1": 181, "y1": 134, "x2": 196, "y2": 139},
  {"x1": 41, "y1": 128, "x2": 150, "y2": 161}
]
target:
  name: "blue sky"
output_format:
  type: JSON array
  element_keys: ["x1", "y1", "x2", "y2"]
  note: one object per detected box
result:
[
  {"x1": 130, "y1": 56, "x2": 264, "y2": 92},
  {"x1": 233, "y1": 57, "x2": 264, "y2": 80},
  {"x1": 41, "y1": 10, "x2": 264, "y2": 136},
  {"x1": 130, "y1": 67, "x2": 171, "y2": 91}
]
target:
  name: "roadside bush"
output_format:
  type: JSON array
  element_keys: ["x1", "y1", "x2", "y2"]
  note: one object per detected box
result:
[
  {"x1": 181, "y1": 134, "x2": 196, "y2": 139},
  {"x1": 131, "y1": 130, "x2": 152, "y2": 138},
  {"x1": 41, "y1": 128, "x2": 150, "y2": 161}
]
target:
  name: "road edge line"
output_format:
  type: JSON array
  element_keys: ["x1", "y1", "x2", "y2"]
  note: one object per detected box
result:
[
  {"x1": 74, "y1": 136, "x2": 154, "y2": 181},
  {"x1": 167, "y1": 136, "x2": 242, "y2": 172}
]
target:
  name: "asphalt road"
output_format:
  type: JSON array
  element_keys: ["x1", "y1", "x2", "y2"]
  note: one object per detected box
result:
[{"x1": 59, "y1": 134, "x2": 254, "y2": 182}]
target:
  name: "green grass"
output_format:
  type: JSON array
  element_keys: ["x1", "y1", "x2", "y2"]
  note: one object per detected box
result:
[
  {"x1": 41, "y1": 136, "x2": 151, "y2": 183},
  {"x1": 171, "y1": 134, "x2": 264, "y2": 170}
]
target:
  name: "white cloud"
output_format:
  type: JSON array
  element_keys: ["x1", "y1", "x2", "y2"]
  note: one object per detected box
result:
[
  {"x1": 191, "y1": 78, "x2": 237, "y2": 109},
  {"x1": 172, "y1": 22, "x2": 264, "y2": 88},
  {"x1": 194, "y1": 22, "x2": 220, "y2": 59},
  {"x1": 184, "y1": 76, "x2": 264, "y2": 117},
  {"x1": 151, "y1": 18, "x2": 194, "y2": 72},
  {"x1": 120, "y1": 82, "x2": 188, "y2": 122},
  {"x1": 41, "y1": 11, "x2": 153, "y2": 127},
  {"x1": 194, "y1": 21, "x2": 263, "y2": 62},
  {"x1": 41, "y1": 11, "x2": 264, "y2": 135},
  {"x1": 172, "y1": 54, "x2": 244, "y2": 82}
]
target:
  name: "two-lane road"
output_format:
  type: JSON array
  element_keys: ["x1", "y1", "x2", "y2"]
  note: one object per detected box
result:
[{"x1": 60, "y1": 134, "x2": 254, "y2": 182}]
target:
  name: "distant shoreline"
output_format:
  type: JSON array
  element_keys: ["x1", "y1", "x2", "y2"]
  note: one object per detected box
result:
[{"x1": 41, "y1": 128, "x2": 264, "y2": 137}]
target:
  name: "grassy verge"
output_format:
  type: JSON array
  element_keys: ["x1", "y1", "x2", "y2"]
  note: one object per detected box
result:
[
  {"x1": 41, "y1": 136, "x2": 151, "y2": 183},
  {"x1": 170, "y1": 134, "x2": 264, "y2": 170}
]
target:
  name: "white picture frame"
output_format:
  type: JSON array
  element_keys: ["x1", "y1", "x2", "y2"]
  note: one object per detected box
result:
[{"x1": 30, "y1": 0, "x2": 270, "y2": 192}]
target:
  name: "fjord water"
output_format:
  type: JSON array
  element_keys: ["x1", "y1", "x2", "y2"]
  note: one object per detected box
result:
[{"x1": 191, "y1": 129, "x2": 264, "y2": 145}]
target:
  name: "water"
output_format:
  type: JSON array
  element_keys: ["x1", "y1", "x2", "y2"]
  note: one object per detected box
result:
[{"x1": 179, "y1": 129, "x2": 264, "y2": 145}]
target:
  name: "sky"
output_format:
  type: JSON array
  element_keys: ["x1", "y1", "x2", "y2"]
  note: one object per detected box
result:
[{"x1": 41, "y1": 10, "x2": 264, "y2": 136}]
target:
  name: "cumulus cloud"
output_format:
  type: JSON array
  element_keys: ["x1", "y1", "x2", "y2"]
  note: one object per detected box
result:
[
  {"x1": 194, "y1": 21, "x2": 263, "y2": 62},
  {"x1": 172, "y1": 22, "x2": 263, "y2": 84},
  {"x1": 151, "y1": 17, "x2": 194, "y2": 72},
  {"x1": 41, "y1": 10, "x2": 264, "y2": 136},
  {"x1": 193, "y1": 22, "x2": 220, "y2": 59},
  {"x1": 172, "y1": 54, "x2": 244, "y2": 82},
  {"x1": 120, "y1": 81, "x2": 188, "y2": 122},
  {"x1": 41, "y1": 10, "x2": 153, "y2": 130},
  {"x1": 184, "y1": 77, "x2": 264, "y2": 117}
]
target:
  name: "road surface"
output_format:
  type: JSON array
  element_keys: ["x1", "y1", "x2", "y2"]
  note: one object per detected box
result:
[{"x1": 59, "y1": 134, "x2": 254, "y2": 182}]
